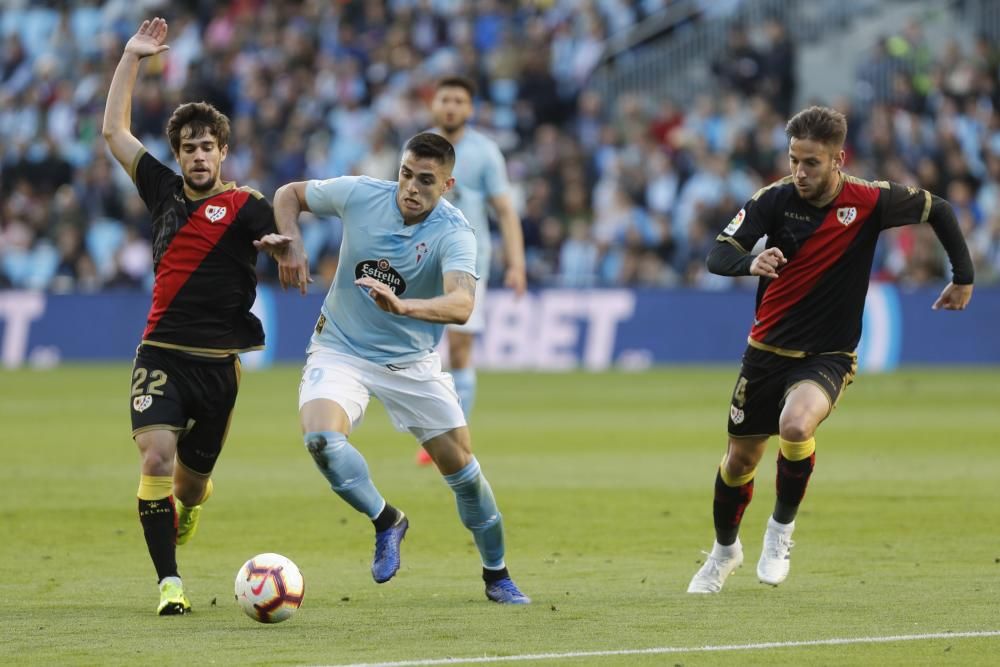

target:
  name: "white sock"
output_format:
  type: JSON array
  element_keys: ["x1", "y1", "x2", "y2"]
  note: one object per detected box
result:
[
  {"x1": 768, "y1": 516, "x2": 795, "y2": 533},
  {"x1": 712, "y1": 538, "x2": 742, "y2": 558}
]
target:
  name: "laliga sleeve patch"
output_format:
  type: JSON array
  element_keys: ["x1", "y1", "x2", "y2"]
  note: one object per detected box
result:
[{"x1": 723, "y1": 208, "x2": 746, "y2": 235}]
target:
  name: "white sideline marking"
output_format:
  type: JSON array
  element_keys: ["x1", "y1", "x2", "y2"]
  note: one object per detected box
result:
[{"x1": 319, "y1": 631, "x2": 1000, "y2": 667}]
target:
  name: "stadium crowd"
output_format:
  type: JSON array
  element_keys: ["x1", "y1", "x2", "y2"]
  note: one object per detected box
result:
[{"x1": 1, "y1": 1, "x2": 998, "y2": 292}]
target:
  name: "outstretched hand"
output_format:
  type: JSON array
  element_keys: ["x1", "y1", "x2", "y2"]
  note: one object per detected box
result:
[
  {"x1": 254, "y1": 233, "x2": 311, "y2": 295},
  {"x1": 125, "y1": 18, "x2": 170, "y2": 59},
  {"x1": 931, "y1": 282, "x2": 973, "y2": 310},
  {"x1": 355, "y1": 276, "x2": 408, "y2": 315}
]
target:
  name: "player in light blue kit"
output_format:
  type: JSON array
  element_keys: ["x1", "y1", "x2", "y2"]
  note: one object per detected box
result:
[
  {"x1": 257, "y1": 133, "x2": 529, "y2": 604},
  {"x1": 413, "y1": 77, "x2": 526, "y2": 465}
]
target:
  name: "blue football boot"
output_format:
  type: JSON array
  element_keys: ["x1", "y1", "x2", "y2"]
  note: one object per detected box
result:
[
  {"x1": 372, "y1": 514, "x2": 408, "y2": 583},
  {"x1": 485, "y1": 577, "x2": 531, "y2": 604}
]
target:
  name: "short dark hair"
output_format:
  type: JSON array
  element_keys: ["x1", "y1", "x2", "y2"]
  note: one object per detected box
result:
[
  {"x1": 166, "y1": 102, "x2": 231, "y2": 154},
  {"x1": 785, "y1": 106, "x2": 848, "y2": 148},
  {"x1": 435, "y1": 75, "x2": 476, "y2": 99},
  {"x1": 403, "y1": 132, "x2": 456, "y2": 171}
]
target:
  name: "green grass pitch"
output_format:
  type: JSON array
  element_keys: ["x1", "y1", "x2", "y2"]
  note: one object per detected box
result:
[{"x1": 1, "y1": 365, "x2": 998, "y2": 665}]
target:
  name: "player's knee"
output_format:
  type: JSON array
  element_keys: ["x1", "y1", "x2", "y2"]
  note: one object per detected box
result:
[
  {"x1": 135, "y1": 428, "x2": 179, "y2": 474},
  {"x1": 448, "y1": 330, "x2": 474, "y2": 366},
  {"x1": 450, "y1": 346, "x2": 472, "y2": 368},
  {"x1": 304, "y1": 431, "x2": 347, "y2": 469},
  {"x1": 722, "y1": 453, "x2": 756, "y2": 478},
  {"x1": 138, "y1": 448, "x2": 173, "y2": 475},
  {"x1": 724, "y1": 439, "x2": 762, "y2": 475},
  {"x1": 778, "y1": 417, "x2": 815, "y2": 443}
]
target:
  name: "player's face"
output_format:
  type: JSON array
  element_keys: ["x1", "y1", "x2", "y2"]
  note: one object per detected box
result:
[
  {"x1": 397, "y1": 151, "x2": 455, "y2": 223},
  {"x1": 788, "y1": 137, "x2": 844, "y2": 204},
  {"x1": 176, "y1": 127, "x2": 228, "y2": 193},
  {"x1": 431, "y1": 86, "x2": 473, "y2": 133}
]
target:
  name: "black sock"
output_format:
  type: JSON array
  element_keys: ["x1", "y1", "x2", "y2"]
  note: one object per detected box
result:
[
  {"x1": 372, "y1": 503, "x2": 401, "y2": 533},
  {"x1": 138, "y1": 497, "x2": 178, "y2": 582},
  {"x1": 773, "y1": 452, "x2": 815, "y2": 524},
  {"x1": 482, "y1": 566, "x2": 509, "y2": 583},
  {"x1": 713, "y1": 470, "x2": 754, "y2": 546}
]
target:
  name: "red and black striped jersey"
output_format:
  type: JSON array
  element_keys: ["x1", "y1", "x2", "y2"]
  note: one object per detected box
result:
[
  {"x1": 717, "y1": 174, "x2": 931, "y2": 356},
  {"x1": 130, "y1": 150, "x2": 276, "y2": 355}
]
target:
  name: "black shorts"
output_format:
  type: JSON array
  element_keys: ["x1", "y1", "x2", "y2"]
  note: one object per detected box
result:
[
  {"x1": 727, "y1": 345, "x2": 857, "y2": 438},
  {"x1": 130, "y1": 345, "x2": 241, "y2": 475}
]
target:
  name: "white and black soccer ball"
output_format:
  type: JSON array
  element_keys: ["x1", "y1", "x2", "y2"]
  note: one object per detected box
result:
[{"x1": 234, "y1": 553, "x2": 305, "y2": 623}]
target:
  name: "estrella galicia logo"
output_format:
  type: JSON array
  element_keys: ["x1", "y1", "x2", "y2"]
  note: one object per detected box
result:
[{"x1": 356, "y1": 258, "x2": 407, "y2": 295}]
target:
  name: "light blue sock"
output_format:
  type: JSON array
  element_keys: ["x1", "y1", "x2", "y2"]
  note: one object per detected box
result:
[
  {"x1": 443, "y1": 457, "x2": 505, "y2": 569},
  {"x1": 304, "y1": 431, "x2": 385, "y2": 519},
  {"x1": 452, "y1": 367, "x2": 476, "y2": 419}
]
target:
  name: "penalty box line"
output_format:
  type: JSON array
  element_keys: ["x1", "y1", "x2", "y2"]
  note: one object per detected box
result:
[{"x1": 319, "y1": 630, "x2": 1000, "y2": 667}]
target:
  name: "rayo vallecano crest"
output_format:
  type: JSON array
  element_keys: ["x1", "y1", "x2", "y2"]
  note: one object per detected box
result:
[
  {"x1": 836, "y1": 206, "x2": 858, "y2": 226},
  {"x1": 205, "y1": 205, "x2": 227, "y2": 223},
  {"x1": 133, "y1": 395, "x2": 153, "y2": 412}
]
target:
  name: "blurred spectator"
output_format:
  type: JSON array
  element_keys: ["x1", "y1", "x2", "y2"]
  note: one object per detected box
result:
[
  {"x1": 758, "y1": 17, "x2": 796, "y2": 117},
  {"x1": 711, "y1": 25, "x2": 763, "y2": 98},
  {"x1": 1, "y1": 1, "x2": 999, "y2": 293}
]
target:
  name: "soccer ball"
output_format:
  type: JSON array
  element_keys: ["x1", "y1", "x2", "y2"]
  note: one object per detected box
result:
[{"x1": 234, "y1": 553, "x2": 305, "y2": 623}]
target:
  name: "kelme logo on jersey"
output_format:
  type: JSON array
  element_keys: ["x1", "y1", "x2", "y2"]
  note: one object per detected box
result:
[
  {"x1": 133, "y1": 395, "x2": 153, "y2": 413},
  {"x1": 836, "y1": 206, "x2": 858, "y2": 226},
  {"x1": 723, "y1": 208, "x2": 745, "y2": 235},
  {"x1": 355, "y1": 259, "x2": 407, "y2": 295},
  {"x1": 205, "y1": 205, "x2": 227, "y2": 223}
]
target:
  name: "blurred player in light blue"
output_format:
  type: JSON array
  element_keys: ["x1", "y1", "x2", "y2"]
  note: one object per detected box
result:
[
  {"x1": 257, "y1": 132, "x2": 530, "y2": 604},
  {"x1": 413, "y1": 77, "x2": 526, "y2": 465}
]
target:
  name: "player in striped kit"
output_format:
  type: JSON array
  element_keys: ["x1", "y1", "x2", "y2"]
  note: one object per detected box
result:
[{"x1": 688, "y1": 106, "x2": 974, "y2": 593}]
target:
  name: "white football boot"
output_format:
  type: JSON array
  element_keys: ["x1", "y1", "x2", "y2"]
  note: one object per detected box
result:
[
  {"x1": 757, "y1": 516, "x2": 795, "y2": 585},
  {"x1": 687, "y1": 539, "x2": 744, "y2": 593}
]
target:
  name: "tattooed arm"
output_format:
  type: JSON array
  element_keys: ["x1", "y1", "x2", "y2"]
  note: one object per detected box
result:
[{"x1": 354, "y1": 270, "x2": 476, "y2": 324}]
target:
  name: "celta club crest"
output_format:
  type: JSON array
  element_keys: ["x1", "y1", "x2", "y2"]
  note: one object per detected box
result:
[
  {"x1": 133, "y1": 395, "x2": 153, "y2": 412},
  {"x1": 836, "y1": 206, "x2": 858, "y2": 226},
  {"x1": 415, "y1": 242, "x2": 429, "y2": 263},
  {"x1": 205, "y1": 205, "x2": 227, "y2": 223}
]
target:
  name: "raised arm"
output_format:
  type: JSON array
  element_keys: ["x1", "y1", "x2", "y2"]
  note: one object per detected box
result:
[
  {"x1": 255, "y1": 181, "x2": 311, "y2": 294},
  {"x1": 102, "y1": 18, "x2": 169, "y2": 173},
  {"x1": 355, "y1": 270, "x2": 476, "y2": 324},
  {"x1": 489, "y1": 192, "x2": 527, "y2": 295}
]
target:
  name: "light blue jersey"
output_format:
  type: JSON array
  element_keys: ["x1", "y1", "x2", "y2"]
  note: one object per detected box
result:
[
  {"x1": 305, "y1": 176, "x2": 478, "y2": 365},
  {"x1": 430, "y1": 127, "x2": 510, "y2": 280}
]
